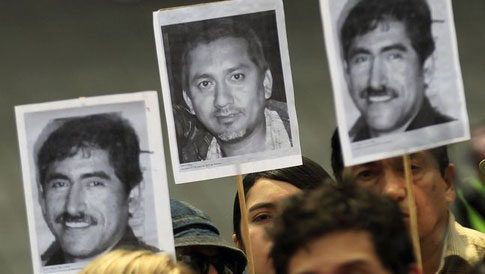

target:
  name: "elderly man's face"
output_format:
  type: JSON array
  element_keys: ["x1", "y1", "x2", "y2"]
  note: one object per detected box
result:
[
  {"x1": 346, "y1": 20, "x2": 427, "y2": 134},
  {"x1": 184, "y1": 37, "x2": 272, "y2": 144},
  {"x1": 40, "y1": 148, "x2": 130, "y2": 261},
  {"x1": 341, "y1": 151, "x2": 455, "y2": 241}
]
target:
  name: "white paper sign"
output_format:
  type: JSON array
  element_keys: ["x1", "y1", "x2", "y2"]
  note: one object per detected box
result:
[
  {"x1": 320, "y1": 0, "x2": 470, "y2": 166},
  {"x1": 154, "y1": 0, "x2": 302, "y2": 183},
  {"x1": 15, "y1": 91, "x2": 174, "y2": 274}
]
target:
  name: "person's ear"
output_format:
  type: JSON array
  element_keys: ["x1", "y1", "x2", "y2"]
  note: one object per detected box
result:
[
  {"x1": 263, "y1": 69, "x2": 273, "y2": 99},
  {"x1": 343, "y1": 60, "x2": 349, "y2": 73},
  {"x1": 343, "y1": 60, "x2": 352, "y2": 86},
  {"x1": 232, "y1": 233, "x2": 245, "y2": 252},
  {"x1": 232, "y1": 233, "x2": 239, "y2": 247},
  {"x1": 182, "y1": 90, "x2": 196, "y2": 115},
  {"x1": 423, "y1": 56, "x2": 434, "y2": 90},
  {"x1": 38, "y1": 183, "x2": 47, "y2": 216},
  {"x1": 128, "y1": 183, "x2": 143, "y2": 217},
  {"x1": 443, "y1": 163, "x2": 456, "y2": 205}
]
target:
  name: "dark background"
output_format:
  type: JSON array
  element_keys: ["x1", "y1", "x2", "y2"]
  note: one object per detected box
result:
[{"x1": 1, "y1": 0, "x2": 484, "y2": 273}]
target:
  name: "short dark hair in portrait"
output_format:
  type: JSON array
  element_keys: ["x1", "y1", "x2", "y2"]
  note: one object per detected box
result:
[
  {"x1": 232, "y1": 157, "x2": 333, "y2": 250},
  {"x1": 270, "y1": 183, "x2": 415, "y2": 274},
  {"x1": 37, "y1": 113, "x2": 142, "y2": 194},
  {"x1": 330, "y1": 128, "x2": 450, "y2": 181},
  {"x1": 340, "y1": 0, "x2": 435, "y2": 65}
]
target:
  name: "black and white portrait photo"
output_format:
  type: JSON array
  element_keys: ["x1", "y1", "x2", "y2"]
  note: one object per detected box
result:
[
  {"x1": 320, "y1": 0, "x2": 470, "y2": 166},
  {"x1": 15, "y1": 92, "x2": 174, "y2": 274},
  {"x1": 154, "y1": 0, "x2": 301, "y2": 183}
]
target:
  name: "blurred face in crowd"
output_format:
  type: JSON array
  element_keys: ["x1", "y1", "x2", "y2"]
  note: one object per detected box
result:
[
  {"x1": 184, "y1": 37, "x2": 272, "y2": 146},
  {"x1": 345, "y1": 20, "x2": 430, "y2": 135},
  {"x1": 176, "y1": 246, "x2": 223, "y2": 274},
  {"x1": 40, "y1": 148, "x2": 132, "y2": 262},
  {"x1": 341, "y1": 150, "x2": 455, "y2": 241},
  {"x1": 233, "y1": 178, "x2": 301, "y2": 274},
  {"x1": 288, "y1": 231, "x2": 391, "y2": 274}
]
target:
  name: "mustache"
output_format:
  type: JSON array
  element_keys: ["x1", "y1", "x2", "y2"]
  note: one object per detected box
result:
[
  {"x1": 359, "y1": 86, "x2": 397, "y2": 99},
  {"x1": 55, "y1": 212, "x2": 97, "y2": 225},
  {"x1": 214, "y1": 107, "x2": 243, "y2": 116}
]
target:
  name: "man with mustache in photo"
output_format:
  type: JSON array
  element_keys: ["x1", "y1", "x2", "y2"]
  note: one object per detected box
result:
[
  {"x1": 340, "y1": 0, "x2": 454, "y2": 142},
  {"x1": 178, "y1": 17, "x2": 291, "y2": 161},
  {"x1": 36, "y1": 113, "x2": 156, "y2": 266}
]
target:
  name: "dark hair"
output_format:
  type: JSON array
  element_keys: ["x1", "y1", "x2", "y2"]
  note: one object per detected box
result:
[
  {"x1": 270, "y1": 183, "x2": 415, "y2": 274},
  {"x1": 37, "y1": 113, "x2": 142, "y2": 194},
  {"x1": 181, "y1": 17, "x2": 268, "y2": 92},
  {"x1": 330, "y1": 128, "x2": 449, "y2": 181},
  {"x1": 232, "y1": 157, "x2": 333, "y2": 250},
  {"x1": 341, "y1": 0, "x2": 435, "y2": 65}
]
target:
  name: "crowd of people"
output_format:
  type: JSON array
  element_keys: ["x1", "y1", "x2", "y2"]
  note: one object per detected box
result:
[
  {"x1": 78, "y1": 146, "x2": 485, "y2": 274},
  {"x1": 32, "y1": 0, "x2": 485, "y2": 273}
]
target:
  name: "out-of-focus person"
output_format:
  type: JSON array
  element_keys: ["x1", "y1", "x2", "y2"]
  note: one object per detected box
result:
[
  {"x1": 79, "y1": 248, "x2": 194, "y2": 274},
  {"x1": 171, "y1": 199, "x2": 246, "y2": 274},
  {"x1": 232, "y1": 156, "x2": 333, "y2": 274},
  {"x1": 331, "y1": 128, "x2": 485, "y2": 274},
  {"x1": 270, "y1": 183, "x2": 419, "y2": 274},
  {"x1": 453, "y1": 125, "x2": 485, "y2": 232}
]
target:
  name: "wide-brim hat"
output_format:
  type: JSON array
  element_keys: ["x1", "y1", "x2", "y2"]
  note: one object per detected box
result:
[{"x1": 170, "y1": 199, "x2": 247, "y2": 273}]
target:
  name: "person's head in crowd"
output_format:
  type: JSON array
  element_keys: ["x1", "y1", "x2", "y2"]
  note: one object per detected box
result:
[
  {"x1": 181, "y1": 17, "x2": 290, "y2": 159},
  {"x1": 270, "y1": 183, "x2": 418, "y2": 274},
  {"x1": 80, "y1": 248, "x2": 194, "y2": 274},
  {"x1": 232, "y1": 157, "x2": 333, "y2": 274},
  {"x1": 340, "y1": 0, "x2": 452, "y2": 141},
  {"x1": 37, "y1": 114, "x2": 151, "y2": 265},
  {"x1": 171, "y1": 199, "x2": 246, "y2": 274},
  {"x1": 331, "y1": 129, "x2": 458, "y2": 274}
]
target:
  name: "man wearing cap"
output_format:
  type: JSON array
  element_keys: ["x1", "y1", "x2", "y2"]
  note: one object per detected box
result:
[{"x1": 171, "y1": 199, "x2": 246, "y2": 274}]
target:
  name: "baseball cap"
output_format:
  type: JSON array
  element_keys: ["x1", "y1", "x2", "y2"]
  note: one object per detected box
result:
[{"x1": 170, "y1": 199, "x2": 247, "y2": 274}]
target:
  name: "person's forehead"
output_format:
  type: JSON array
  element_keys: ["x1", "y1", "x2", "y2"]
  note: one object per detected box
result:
[
  {"x1": 189, "y1": 36, "x2": 250, "y2": 58},
  {"x1": 48, "y1": 147, "x2": 114, "y2": 172},
  {"x1": 246, "y1": 178, "x2": 302, "y2": 206},
  {"x1": 352, "y1": 19, "x2": 410, "y2": 44},
  {"x1": 289, "y1": 231, "x2": 387, "y2": 274},
  {"x1": 344, "y1": 150, "x2": 437, "y2": 171}
]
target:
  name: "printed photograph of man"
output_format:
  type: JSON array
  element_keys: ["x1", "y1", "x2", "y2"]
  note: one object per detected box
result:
[
  {"x1": 163, "y1": 13, "x2": 292, "y2": 163},
  {"x1": 340, "y1": 0, "x2": 454, "y2": 142},
  {"x1": 36, "y1": 113, "x2": 157, "y2": 266}
]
